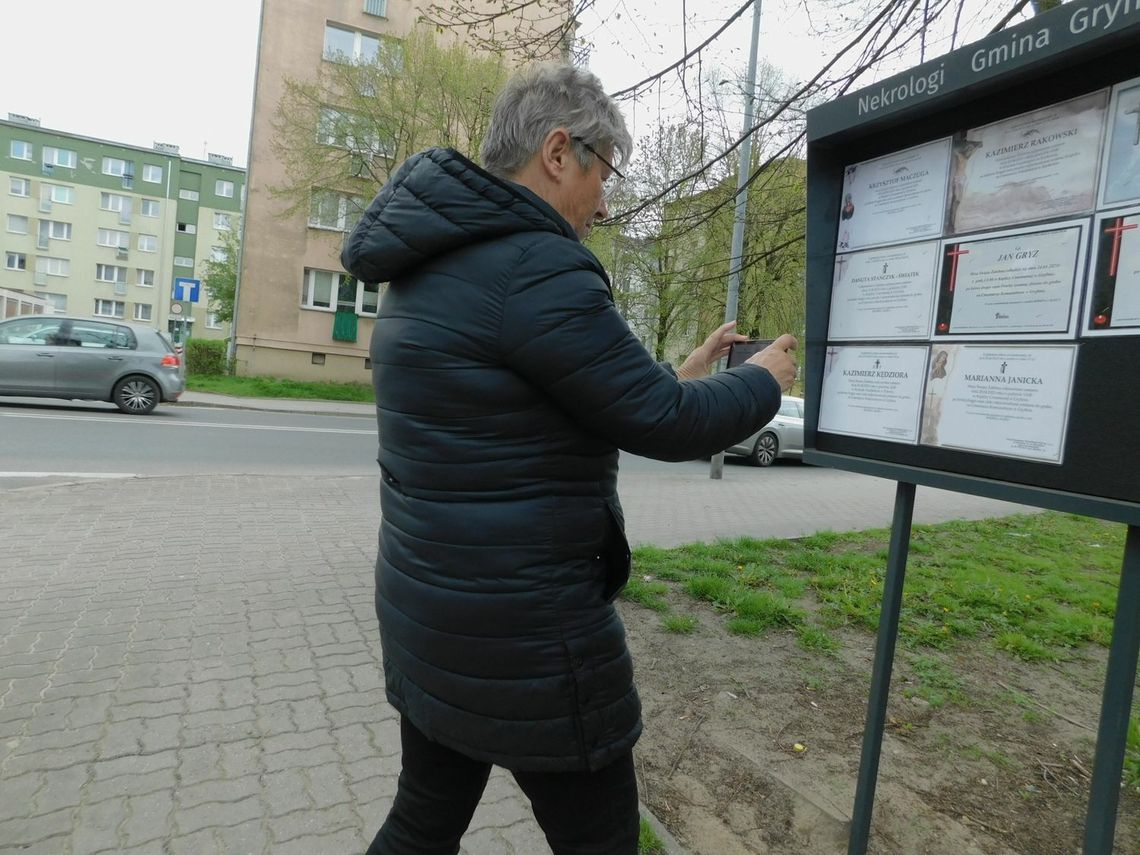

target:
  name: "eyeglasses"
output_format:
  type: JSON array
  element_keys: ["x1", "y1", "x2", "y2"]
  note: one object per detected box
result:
[{"x1": 572, "y1": 136, "x2": 626, "y2": 188}]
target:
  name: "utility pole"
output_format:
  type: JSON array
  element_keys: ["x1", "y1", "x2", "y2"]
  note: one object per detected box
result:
[{"x1": 710, "y1": 0, "x2": 763, "y2": 480}]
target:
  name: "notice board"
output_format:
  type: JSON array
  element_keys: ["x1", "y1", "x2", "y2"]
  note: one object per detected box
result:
[{"x1": 804, "y1": 2, "x2": 1140, "y2": 525}]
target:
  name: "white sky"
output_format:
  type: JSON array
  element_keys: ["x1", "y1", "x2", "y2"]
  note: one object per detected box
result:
[{"x1": 0, "y1": 0, "x2": 1025, "y2": 169}]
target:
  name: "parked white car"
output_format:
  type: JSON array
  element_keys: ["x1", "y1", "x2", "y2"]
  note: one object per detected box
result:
[{"x1": 723, "y1": 395, "x2": 805, "y2": 466}]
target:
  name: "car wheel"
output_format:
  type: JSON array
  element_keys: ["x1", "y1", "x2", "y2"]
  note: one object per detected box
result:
[
  {"x1": 749, "y1": 432, "x2": 779, "y2": 467},
  {"x1": 113, "y1": 375, "x2": 160, "y2": 415}
]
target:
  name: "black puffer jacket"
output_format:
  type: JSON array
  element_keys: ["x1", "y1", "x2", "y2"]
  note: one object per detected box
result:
[{"x1": 342, "y1": 148, "x2": 781, "y2": 772}]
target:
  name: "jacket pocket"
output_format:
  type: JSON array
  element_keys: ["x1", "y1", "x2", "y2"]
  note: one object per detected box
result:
[{"x1": 601, "y1": 500, "x2": 632, "y2": 602}]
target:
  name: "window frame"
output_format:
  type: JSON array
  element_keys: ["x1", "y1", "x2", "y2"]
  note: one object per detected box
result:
[
  {"x1": 10, "y1": 140, "x2": 33, "y2": 161},
  {"x1": 43, "y1": 147, "x2": 78, "y2": 168},
  {"x1": 142, "y1": 164, "x2": 163, "y2": 183},
  {"x1": 9, "y1": 177, "x2": 30, "y2": 197},
  {"x1": 93, "y1": 299, "x2": 126, "y2": 319}
]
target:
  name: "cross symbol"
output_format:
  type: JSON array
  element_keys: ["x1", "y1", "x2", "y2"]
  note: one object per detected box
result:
[
  {"x1": 835, "y1": 255, "x2": 850, "y2": 281},
  {"x1": 1000, "y1": 361, "x2": 1008, "y2": 374},
  {"x1": 1104, "y1": 217, "x2": 1138, "y2": 277},
  {"x1": 873, "y1": 359, "x2": 881, "y2": 370},
  {"x1": 945, "y1": 245, "x2": 970, "y2": 293}
]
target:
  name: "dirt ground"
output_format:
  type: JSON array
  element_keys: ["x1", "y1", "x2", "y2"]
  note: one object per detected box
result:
[{"x1": 621, "y1": 589, "x2": 1140, "y2": 855}]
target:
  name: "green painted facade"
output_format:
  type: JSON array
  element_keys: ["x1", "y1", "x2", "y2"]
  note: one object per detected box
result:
[{"x1": 1, "y1": 116, "x2": 244, "y2": 341}]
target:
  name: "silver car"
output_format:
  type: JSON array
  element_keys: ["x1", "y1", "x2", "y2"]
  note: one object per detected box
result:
[
  {"x1": 724, "y1": 395, "x2": 805, "y2": 466},
  {"x1": 0, "y1": 315, "x2": 185, "y2": 415}
]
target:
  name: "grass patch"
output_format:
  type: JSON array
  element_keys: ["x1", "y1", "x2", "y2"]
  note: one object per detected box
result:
[
  {"x1": 187, "y1": 374, "x2": 375, "y2": 402},
  {"x1": 1126, "y1": 716, "x2": 1140, "y2": 798},
  {"x1": 904, "y1": 655, "x2": 966, "y2": 707},
  {"x1": 631, "y1": 513, "x2": 1125, "y2": 662},
  {"x1": 638, "y1": 816, "x2": 666, "y2": 854},
  {"x1": 662, "y1": 614, "x2": 698, "y2": 634},
  {"x1": 623, "y1": 578, "x2": 670, "y2": 612},
  {"x1": 625, "y1": 513, "x2": 1137, "y2": 788}
]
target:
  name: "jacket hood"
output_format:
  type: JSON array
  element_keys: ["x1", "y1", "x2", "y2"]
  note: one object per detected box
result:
[{"x1": 341, "y1": 148, "x2": 577, "y2": 283}]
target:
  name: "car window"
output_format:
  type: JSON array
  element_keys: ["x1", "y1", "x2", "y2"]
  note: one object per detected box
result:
[
  {"x1": 71, "y1": 321, "x2": 136, "y2": 349},
  {"x1": 0, "y1": 317, "x2": 62, "y2": 345},
  {"x1": 778, "y1": 400, "x2": 802, "y2": 418}
]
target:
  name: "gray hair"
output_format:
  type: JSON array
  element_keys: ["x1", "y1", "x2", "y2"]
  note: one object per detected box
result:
[{"x1": 480, "y1": 63, "x2": 632, "y2": 179}]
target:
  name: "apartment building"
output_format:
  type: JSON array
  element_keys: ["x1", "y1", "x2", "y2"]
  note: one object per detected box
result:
[
  {"x1": 0, "y1": 114, "x2": 244, "y2": 341},
  {"x1": 234, "y1": 0, "x2": 564, "y2": 381}
]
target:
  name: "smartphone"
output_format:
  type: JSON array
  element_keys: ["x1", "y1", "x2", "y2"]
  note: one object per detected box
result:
[{"x1": 727, "y1": 339, "x2": 773, "y2": 368}]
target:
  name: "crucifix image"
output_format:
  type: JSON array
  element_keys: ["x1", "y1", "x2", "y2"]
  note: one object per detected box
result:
[
  {"x1": 825, "y1": 346, "x2": 840, "y2": 377},
  {"x1": 945, "y1": 245, "x2": 970, "y2": 292},
  {"x1": 1103, "y1": 217, "x2": 1138, "y2": 277},
  {"x1": 1125, "y1": 101, "x2": 1140, "y2": 146},
  {"x1": 834, "y1": 254, "x2": 851, "y2": 282}
]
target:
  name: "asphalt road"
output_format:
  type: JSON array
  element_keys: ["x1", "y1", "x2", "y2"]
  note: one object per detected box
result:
[
  {"x1": 0, "y1": 396, "x2": 1036, "y2": 543},
  {"x1": 0, "y1": 399, "x2": 378, "y2": 487}
]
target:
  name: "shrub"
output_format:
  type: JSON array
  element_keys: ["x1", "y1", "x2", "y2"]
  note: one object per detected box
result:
[{"x1": 186, "y1": 339, "x2": 227, "y2": 376}]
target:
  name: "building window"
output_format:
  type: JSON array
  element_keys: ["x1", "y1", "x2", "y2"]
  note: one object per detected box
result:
[
  {"x1": 35, "y1": 257, "x2": 70, "y2": 277},
  {"x1": 302, "y1": 268, "x2": 351, "y2": 310},
  {"x1": 142, "y1": 164, "x2": 162, "y2": 183},
  {"x1": 46, "y1": 185, "x2": 74, "y2": 204},
  {"x1": 174, "y1": 256, "x2": 194, "y2": 268},
  {"x1": 9, "y1": 177, "x2": 30, "y2": 197},
  {"x1": 137, "y1": 269, "x2": 155, "y2": 287},
  {"x1": 206, "y1": 312, "x2": 223, "y2": 329},
  {"x1": 215, "y1": 179, "x2": 234, "y2": 198},
  {"x1": 141, "y1": 199, "x2": 160, "y2": 217},
  {"x1": 133, "y1": 303, "x2": 153, "y2": 322},
  {"x1": 94, "y1": 299, "x2": 125, "y2": 318},
  {"x1": 357, "y1": 280, "x2": 381, "y2": 316},
  {"x1": 323, "y1": 25, "x2": 399, "y2": 68},
  {"x1": 97, "y1": 228, "x2": 129, "y2": 248},
  {"x1": 317, "y1": 108, "x2": 391, "y2": 156},
  {"x1": 43, "y1": 147, "x2": 77, "y2": 168},
  {"x1": 44, "y1": 221, "x2": 72, "y2": 240},
  {"x1": 5, "y1": 252, "x2": 27, "y2": 271},
  {"x1": 176, "y1": 222, "x2": 197, "y2": 234},
  {"x1": 100, "y1": 192, "x2": 130, "y2": 212},
  {"x1": 179, "y1": 188, "x2": 199, "y2": 201},
  {"x1": 10, "y1": 140, "x2": 33, "y2": 160},
  {"x1": 213, "y1": 212, "x2": 232, "y2": 231},
  {"x1": 96, "y1": 264, "x2": 128, "y2": 284},
  {"x1": 308, "y1": 190, "x2": 365, "y2": 232},
  {"x1": 102, "y1": 157, "x2": 130, "y2": 177},
  {"x1": 209, "y1": 245, "x2": 226, "y2": 262},
  {"x1": 7, "y1": 214, "x2": 29, "y2": 234},
  {"x1": 138, "y1": 234, "x2": 158, "y2": 252},
  {"x1": 363, "y1": 0, "x2": 388, "y2": 16},
  {"x1": 37, "y1": 292, "x2": 67, "y2": 312}
]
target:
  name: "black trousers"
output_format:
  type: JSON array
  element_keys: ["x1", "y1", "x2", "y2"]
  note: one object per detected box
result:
[{"x1": 366, "y1": 716, "x2": 640, "y2": 855}]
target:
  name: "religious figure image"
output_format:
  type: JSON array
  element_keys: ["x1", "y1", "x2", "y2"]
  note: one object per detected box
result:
[
  {"x1": 947, "y1": 90, "x2": 1109, "y2": 234},
  {"x1": 920, "y1": 348, "x2": 953, "y2": 444},
  {"x1": 841, "y1": 193, "x2": 856, "y2": 220},
  {"x1": 1099, "y1": 77, "x2": 1140, "y2": 208}
]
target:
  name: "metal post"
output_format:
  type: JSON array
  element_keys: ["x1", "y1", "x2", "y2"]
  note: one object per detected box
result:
[
  {"x1": 710, "y1": 0, "x2": 763, "y2": 480},
  {"x1": 848, "y1": 481, "x2": 916, "y2": 854},
  {"x1": 1083, "y1": 524, "x2": 1140, "y2": 853}
]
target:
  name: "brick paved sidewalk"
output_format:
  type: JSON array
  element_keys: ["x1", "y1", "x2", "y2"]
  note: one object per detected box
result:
[
  {"x1": 0, "y1": 468, "x2": 1027, "y2": 853},
  {"x1": 0, "y1": 475, "x2": 581, "y2": 854}
]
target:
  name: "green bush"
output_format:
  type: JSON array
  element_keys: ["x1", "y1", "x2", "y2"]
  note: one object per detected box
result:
[{"x1": 186, "y1": 339, "x2": 228, "y2": 376}]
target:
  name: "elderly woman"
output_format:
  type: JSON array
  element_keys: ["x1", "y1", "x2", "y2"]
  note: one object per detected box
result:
[{"x1": 342, "y1": 62, "x2": 797, "y2": 855}]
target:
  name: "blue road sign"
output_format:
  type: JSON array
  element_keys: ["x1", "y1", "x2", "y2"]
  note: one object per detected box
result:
[{"x1": 173, "y1": 277, "x2": 201, "y2": 303}]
